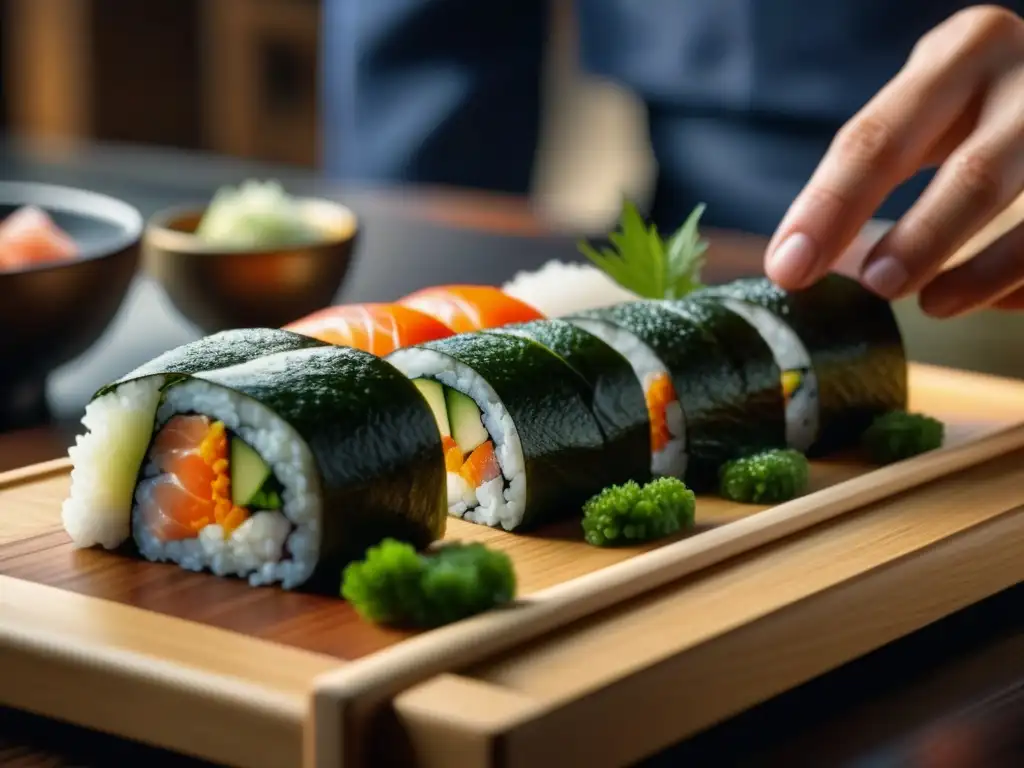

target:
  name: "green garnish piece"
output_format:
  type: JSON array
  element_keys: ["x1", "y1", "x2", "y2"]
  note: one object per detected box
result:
[
  {"x1": 246, "y1": 487, "x2": 282, "y2": 510},
  {"x1": 581, "y1": 477, "x2": 697, "y2": 547},
  {"x1": 861, "y1": 410, "x2": 944, "y2": 465},
  {"x1": 719, "y1": 449, "x2": 810, "y2": 504},
  {"x1": 577, "y1": 198, "x2": 709, "y2": 300},
  {"x1": 341, "y1": 539, "x2": 517, "y2": 628}
]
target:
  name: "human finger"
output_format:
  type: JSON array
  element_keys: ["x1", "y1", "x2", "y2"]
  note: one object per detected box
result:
[
  {"x1": 765, "y1": 6, "x2": 1024, "y2": 290},
  {"x1": 918, "y1": 217, "x2": 1024, "y2": 316},
  {"x1": 859, "y1": 67, "x2": 1024, "y2": 301}
]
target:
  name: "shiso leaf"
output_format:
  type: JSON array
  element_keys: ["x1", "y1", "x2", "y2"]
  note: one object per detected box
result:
[{"x1": 577, "y1": 198, "x2": 708, "y2": 301}]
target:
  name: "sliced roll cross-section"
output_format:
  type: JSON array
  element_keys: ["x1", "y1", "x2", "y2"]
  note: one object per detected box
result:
[
  {"x1": 130, "y1": 345, "x2": 447, "y2": 590},
  {"x1": 697, "y1": 275, "x2": 907, "y2": 455},
  {"x1": 484, "y1": 318, "x2": 651, "y2": 489},
  {"x1": 62, "y1": 327, "x2": 326, "y2": 552},
  {"x1": 567, "y1": 300, "x2": 786, "y2": 490},
  {"x1": 387, "y1": 332, "x2": 607, "y2": 532}
]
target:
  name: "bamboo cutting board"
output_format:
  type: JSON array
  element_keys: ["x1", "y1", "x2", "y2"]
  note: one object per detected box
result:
[{"x1": 2, "y1": 363, "x2": 1024, "y2": 768}]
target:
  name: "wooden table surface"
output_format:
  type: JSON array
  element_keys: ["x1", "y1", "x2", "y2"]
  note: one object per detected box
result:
[{"x1": 0, "y1": 138, "x2": 1021, "y2": 767}]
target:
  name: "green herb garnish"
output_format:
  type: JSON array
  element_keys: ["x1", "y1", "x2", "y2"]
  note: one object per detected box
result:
[
  {"x1": 718, "y1": 449, "x2": 811, "y2": 504},
  {"x1": 581, "y1": 477, "x2": 697, "y2": 547},
  {"x1": 341, "y1": 539, "x2": 517, "y2": 628},
  {"x1": 861, "y1": 410, "x2": 945, "y2": 465},
  {"x1": 577, "y1": 199, "x2": 709, "y2": 300}
]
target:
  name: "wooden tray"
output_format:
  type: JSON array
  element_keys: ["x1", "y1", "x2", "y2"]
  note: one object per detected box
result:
[{"x1": 2, "y1": 363, "x2": 1023, "y2": 768}]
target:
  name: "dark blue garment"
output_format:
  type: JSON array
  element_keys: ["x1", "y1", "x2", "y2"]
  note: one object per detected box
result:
[{"x1": 320, "y1": 1, "x2": 1024, "y2": 235}]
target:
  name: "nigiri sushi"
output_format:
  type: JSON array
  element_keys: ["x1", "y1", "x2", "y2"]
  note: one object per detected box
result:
[
  {"x1": 0, "y1": 205, "x2": 79, "y2": 270},
  {"x1": 283, "y1": 302, "x2": 454, "y2": 356},
  {"x1": 398, "y1": 284, "x2": 544, "y2": 334}
]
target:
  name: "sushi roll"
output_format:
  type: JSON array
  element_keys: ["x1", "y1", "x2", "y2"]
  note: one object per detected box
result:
[
  {"x1": 398, "y1": 284, "x2": 545, "y2": 334},
  {"x1": 283, "y1": 302, "x2": 455, "y2": 356},
  {"x1": 62, "y1": 328, "x2": 325, "y2": 550},
  {"x1": 697, "y1": 275, "x2": 907, "y2": 455},
  {"x1": 484, "y1": 318, "x2": 651, "y2": 488},
  {"x1": 130, "y1": 345, "x2": 446, "y2": 589},
  {"x1": 697, "y1": 294, "x2": 819, "y2": 452},
  {"x1": 566, "y1": 300, "x2": 786, "y2": 490},
  {"x1": 386, "y1": 332, "x2": 607, "y2": 531},
  {"x1": 664, "y1": 296, "x2": 788, "y2": 452}
]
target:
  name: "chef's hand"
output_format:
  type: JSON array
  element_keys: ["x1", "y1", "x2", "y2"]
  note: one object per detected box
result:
[{"x1": 765, "y1": 5, "x2": 1024, "y2": 317}]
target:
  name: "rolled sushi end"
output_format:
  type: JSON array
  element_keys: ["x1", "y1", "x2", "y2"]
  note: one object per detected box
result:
[
  {"x1": 131, "y1": 378, "x2": 321, "y2": 589},
  {"x1": 62, "y1": 377, "x2": 168, "y2": 550},
  {"x1": 391, "y1": 351, "x2": 528, "y2": 531},
  {"x1": 569, "y1": 318, "x2": 687, "y2": 479},
  {"x1": 715, "y1": 297, "x2": 820, "y2": 453},
  {"x1": 391, "y1": 350, "x2": 526, "y2": 531}
]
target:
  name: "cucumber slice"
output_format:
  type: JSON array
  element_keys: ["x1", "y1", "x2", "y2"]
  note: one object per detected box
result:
[
  {"x1": 446, "y1": 389, "x2": 488, "y2": 453},
  {"x1": 231, "y1": 437, "x2": 272, "y2": 507},
  {"x1": 413, "y1": 378, "x2": 451, "y2": 437}
]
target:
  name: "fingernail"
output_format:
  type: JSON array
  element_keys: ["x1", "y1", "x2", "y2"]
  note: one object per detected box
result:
[
  {"x1": 766, "y1": 233, "x2": 817, "y2": 285},
  {"x1": 861, "y1": 256, "x2": 909, "y2": 298}
]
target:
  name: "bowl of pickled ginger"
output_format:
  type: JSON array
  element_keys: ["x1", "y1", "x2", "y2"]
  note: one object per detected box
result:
[
  {"x1": 0, "y1": 181, "x2": 143, "y2": 427},
  {"x1": 144, "y1": 180, "x2": 359, "y2": 333}
]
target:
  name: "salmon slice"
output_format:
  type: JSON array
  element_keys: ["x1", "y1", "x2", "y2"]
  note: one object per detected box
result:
[
  {"x1": 459, "y1": 440, "x2": 501, "y2": 487},
  {"x1": 284, "y1": 303, "x2": 454, "y2": 356},
  {"x1": 136, "y1": 475, "x2": 214, "y2": 542},
  {"x1": 135, "y1": 414, "x2": 250, "y2": 543},
  {"x1": 398, "y1": 285, "x2": 544, "y2": 334},
  {"x1": 0, "y1": 206, "x2": 79, "y2": 269}
]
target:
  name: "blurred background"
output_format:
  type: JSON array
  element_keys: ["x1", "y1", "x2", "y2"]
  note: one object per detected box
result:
[
  {"x1": 2, "y1": 0, "x2": 1023, "y2": 381},
  {"x1": 0, "y1": 0, "x2": 651, "y2": 230}
]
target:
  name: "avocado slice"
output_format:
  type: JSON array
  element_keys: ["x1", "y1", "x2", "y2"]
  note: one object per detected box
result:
[
  {"x1": 413, "y1": 378, "x2": 451, "y2": 437},
  {"x1": 231, "y1": 437, "x2": 274, "y2": 508},
  {"x1": 446, "y1": 389, "x2": 488, "y2": 453}
]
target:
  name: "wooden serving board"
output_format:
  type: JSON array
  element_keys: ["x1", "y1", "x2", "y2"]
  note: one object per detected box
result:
[{"x1": 2, "y1": 363, "x2": 1024, "y2": 768}]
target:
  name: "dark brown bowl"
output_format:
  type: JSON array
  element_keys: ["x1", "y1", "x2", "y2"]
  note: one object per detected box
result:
[
  {"x1": 143, "y1": 198, "x2": 359, "y2": 334},
  {"x1": 0, "y1": 182, "x2": 142, "y2": 429}
]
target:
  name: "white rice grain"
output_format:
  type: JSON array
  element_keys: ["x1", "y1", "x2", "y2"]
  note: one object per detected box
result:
[
  {"x1": 502, "y1": 260, "x2": 638, "y2": 317},
  {"x1": 62, "y1": 377, "x2": 166, "y2": 550}
]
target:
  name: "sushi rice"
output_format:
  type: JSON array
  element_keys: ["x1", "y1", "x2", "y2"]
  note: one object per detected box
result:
[
  {"x1": 714, "y1": 298, "x2": 820, "y2": 453},
  {"x1": 387, "y1": 347, "x2": 527, "y2": 531},
  {"x1": 134, "y1": 376, "x2": 321, "y2": 589},
  {"x1": 568, "y1": 317, "x2": 687, "y2": 478},
  {"x1": 62, "y1": 378, "x2": 166, "y2": 550}
]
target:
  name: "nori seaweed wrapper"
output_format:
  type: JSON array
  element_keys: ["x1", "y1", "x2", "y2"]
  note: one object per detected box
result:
[
  {"x1": 666, "y1": 295, "x2": 787, "y2": 449},
  {"x1": 388, "y1": 332, "x2": 608, "y2": 530},
  {"x1": 697, "y1": 274, "x2": 907, "y2": 455},
  {"x1": 95, "y1": 328, "x2": 325, "y2": 399},
  {"x1": 162, "y1": 344, "x2": 447, "y2": 591},
  {"x1": 571, "y1": 300, "x2": 785, "y2": 491},
  {"x1": 485, "y1": 318, "x2": 651, "y2": 488}
]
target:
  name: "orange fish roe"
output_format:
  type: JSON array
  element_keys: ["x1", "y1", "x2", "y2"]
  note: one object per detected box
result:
[
  {"x1": 442, "y1": 435, "x2": 464, "y2": 472},
  {"x1": 199, "y1": 421, "x2": 251, "y2": 537},
  {"x1": 645, "y1": 372, "x2": 677, "y2": 453},
  {"x1": 459, "y1": 440, "x2": 500, "y2": 487}
]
